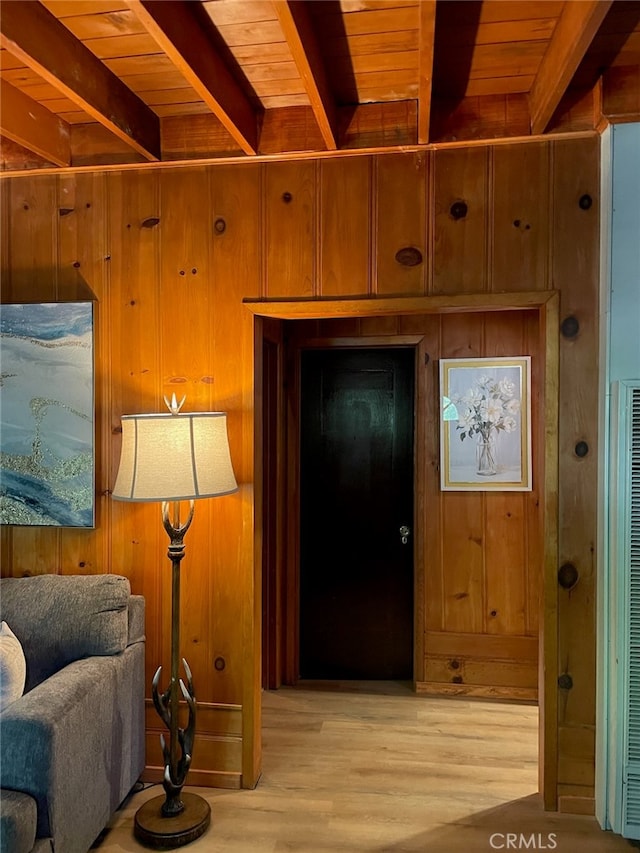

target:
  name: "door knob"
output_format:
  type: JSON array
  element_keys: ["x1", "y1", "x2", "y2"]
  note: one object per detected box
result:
[{"x1": 399, "y1": 525, "x2": 411, "y2": 545}]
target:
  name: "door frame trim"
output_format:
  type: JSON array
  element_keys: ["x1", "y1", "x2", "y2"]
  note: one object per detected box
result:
[{"x1": 249, "y1": 291, "x2": 559, "y2": 809}]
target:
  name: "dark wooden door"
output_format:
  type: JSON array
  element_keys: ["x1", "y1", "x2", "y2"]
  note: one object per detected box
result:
[{"x1": 299, "y1": 347, "x2": 415, "y2": 679}]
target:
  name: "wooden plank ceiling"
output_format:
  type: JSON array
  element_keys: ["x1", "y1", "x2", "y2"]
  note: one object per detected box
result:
[{"x1": 0, "y1": 0, "x2": 638, "y2": 172}]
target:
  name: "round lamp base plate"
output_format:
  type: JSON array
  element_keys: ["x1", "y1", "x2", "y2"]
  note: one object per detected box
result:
[{"x1": 134, "y1": 792, "x2": 211, "y2": 849}]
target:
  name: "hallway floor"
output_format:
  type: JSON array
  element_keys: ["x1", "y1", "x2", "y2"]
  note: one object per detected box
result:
[{"x1": 95, "y1": 682, "x2": 637, "y2": 852}]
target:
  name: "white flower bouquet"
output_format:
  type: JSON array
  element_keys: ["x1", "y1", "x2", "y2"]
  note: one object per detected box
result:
[{"x1": 453, "y1": 375, "x2": 520, "y2": 444}]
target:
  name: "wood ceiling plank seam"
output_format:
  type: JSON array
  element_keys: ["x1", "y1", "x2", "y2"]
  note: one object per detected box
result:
[
  {"x1": 40, "y1": 2, "x2": 130, "y2": 18},
  {"x1": 103, "y1": 54, "x2": 178, "y2": 75},
  {"x1": 244, "y1": 61, "x2": 307, "y2": 81},
  {"x1": 315, "y1": 6, "x2": 418, "y2": 32},
  {"x1": 260, "y1": 94, "x2": 312, "y2": 109},
  {"x1": 200, "y1": 0, "x2": 277, "y2": 28},
  {"x1": 247, "y1": 80, "x2": 308, "y2": 98},
  {"x1": 78, "y1": 33, "x2": 163, "y2": 60},
  {"x1": 212, "y1": 21, "x2": 288, "y2": 48},
  {"x1": 437, "y1": 18, "x2": 558, "y2": 47},
  {"x1": 124, "y1": 0, "x2": 258, "y2": 154},
  {"x1": 152, "y1": 104, "x2": 214, "y2": 118},
  {"x1": 529, "y1": 0, "x2": 614, "y2": 135},
  {"x1": 119, "y1": 72, "x2": 205, "y2": 92},
  {"x1": 225, "y1": 44, "x2": 297, "y2": 66},
  {"x1": 473, "y1": 2, "x2": 564, "y2": 26},
  {"x1": 339, "y1": 1, "x2": 419, "y2": 11},
  {"x1": 323, "y1": 31, "x2": 420, "y2": 57},
  {"x1": 49, "y1": 10, "x2": 149, "y2": 40},
  {"x1": 138, "y1": 87, "x2": 207, "y2": 106},
  {"x1": 273, "y1": 0, "x2": 339, "y2": 149},
  {"x1": 343, "y1": 51, "x2": 420, "y2": 74}
]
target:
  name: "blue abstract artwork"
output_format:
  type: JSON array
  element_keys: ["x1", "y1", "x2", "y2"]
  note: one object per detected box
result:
[{"x1": 0, "y1": 302, "x2": 94, "y2": 527}]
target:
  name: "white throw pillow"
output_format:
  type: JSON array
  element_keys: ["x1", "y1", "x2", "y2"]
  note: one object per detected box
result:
[{"x1": 0, "y1": 621, "x2": 26, "y2": 710}]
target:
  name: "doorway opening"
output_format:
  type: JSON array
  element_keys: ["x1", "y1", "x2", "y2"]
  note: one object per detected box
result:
[{"x1": 251, "y1": 291, "x2": 558, "y2": 807}]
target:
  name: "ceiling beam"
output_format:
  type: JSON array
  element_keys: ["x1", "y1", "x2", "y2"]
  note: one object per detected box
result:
[
  {"x1": 0, "y1": 79, "x2": 70, "y2": 167},
  {"x1": 0, "y1": 0, "x2": 160, "y2": 161},
  {"x1": 272, "y1": 0, "x2": 338, "y2": 150},
  {"x1": 125, "y1": 0, "x2": 258, "y2": 155},
  {"x1": 529, "y1": 0, "x2": 613, "y2": 135},
  {"x1": 418, "y1": 0, "x2": 437, "y2": 144}
]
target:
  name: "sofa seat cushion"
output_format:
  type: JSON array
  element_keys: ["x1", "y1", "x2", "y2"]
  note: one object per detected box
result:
[
  {"x1": 0, "y1": 622, "x2": 26, "y2": 711},
  {"x1": 0, "y1": 789, "x2": 38, "y2": 853},
  {"x1": 0, "y1": 575, "x2": 130, "y2": 691}
]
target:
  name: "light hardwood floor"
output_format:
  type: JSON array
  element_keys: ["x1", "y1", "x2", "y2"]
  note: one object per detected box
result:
[{"x1": 95, "y1": 682, "x2": 637, "y2": 852}]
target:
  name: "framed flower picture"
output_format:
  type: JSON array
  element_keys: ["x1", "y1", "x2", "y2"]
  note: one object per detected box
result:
[{"x1": 439, "y1": 356, "x2": 532, "y2": 491}]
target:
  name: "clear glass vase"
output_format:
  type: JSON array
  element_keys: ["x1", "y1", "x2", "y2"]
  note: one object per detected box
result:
[{"x1": 476, "y1": 434, "x2": 497, "y2": 476}]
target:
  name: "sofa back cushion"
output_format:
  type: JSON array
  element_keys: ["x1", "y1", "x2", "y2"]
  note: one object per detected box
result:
[{"x1": 0, "y1": 574, "x2": 130, "y2": 692}]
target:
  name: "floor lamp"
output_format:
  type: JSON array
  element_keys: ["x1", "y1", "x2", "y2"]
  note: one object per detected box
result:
[{"x1": 112, "y1": 396, "x2": 238, "y2": 849}]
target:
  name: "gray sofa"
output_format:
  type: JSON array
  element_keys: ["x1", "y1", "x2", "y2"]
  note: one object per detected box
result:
[{"x1": 0, "y1": 574, "x2": 145, "y2": 853}]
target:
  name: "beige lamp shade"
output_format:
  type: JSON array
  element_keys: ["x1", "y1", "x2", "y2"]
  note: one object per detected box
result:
[{"x1": 112, "y1": 412, "x2": 238, "y2": 502}]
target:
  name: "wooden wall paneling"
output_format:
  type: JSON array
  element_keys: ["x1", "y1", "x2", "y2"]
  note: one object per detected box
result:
[
  {"x1": 315, "y1": 316, "x2": 361, "y2": 337},
  {"x1": 6, "y1": 175, "x2": 61, "y2": 575},
  {"x1": 424, "y1": 655, "x2": 538, "y2": 692},
  {"x1": 157, "y1": 167, "x2": 216, "y2": 720},
  {"x1": 209, "y1": 163, "x2": 261, "y2": 787},
  {"x1": 439, "y1": 313, "x2": 484, "y2": 634},
  {"x1": 432, "y1": 146, "x2": 488, "y2": 295},
  {"x1": 106, "y1": 169, "x2": 162, "y2": 695},
  {"x1": 374, "y1": 152, "x2": 427, "y2": 296},
  {"x1": 440, "y1": 480, "x2": 484, "y2": 633},
  {"x1": 483, "y1": 311, "x2": 527, "y2": 637},
  {"x1": 551, "y1": 136, "x2": 600, "y2": 806},
  {"x1": 358, "y1": 315, "x2": 399, "y2": 336},
  {"x1": 56, "y1": 172, "x2": 110, "y2": 576},
  {"x1": 264, "y1": 160, "x2": 316, "y2": 298},
  {"x1": 491, "y1": 142, "x2": 550, "y2": 293},
  {"x1": 319, "y1": 156, "x2": 371, "y2": 296}
]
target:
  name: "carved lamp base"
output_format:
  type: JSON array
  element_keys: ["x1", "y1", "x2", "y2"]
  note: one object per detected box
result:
[{"x1": 134, "y1": 792, "x2": 211, "y2": 849}]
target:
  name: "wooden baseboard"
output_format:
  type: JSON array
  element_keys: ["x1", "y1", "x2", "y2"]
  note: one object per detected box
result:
[
  {"x1": 558, "y1": 795, "x2": 596, "y2": 815},
  {"x1": 416, "y1": 681, "x2": 538, "y2": 702},
  {"x1": 142, "y1": 766, "x2": 242, "y2": 789}
]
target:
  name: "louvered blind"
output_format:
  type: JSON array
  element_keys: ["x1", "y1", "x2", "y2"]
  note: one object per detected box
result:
[{"x1": 623, "y1": 386, "x2": 640, "y2": 837}]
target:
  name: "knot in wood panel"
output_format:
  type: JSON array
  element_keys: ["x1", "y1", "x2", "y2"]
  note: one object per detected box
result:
[
  {"x1": 574, "y1": 441, "x2": 589, "y2": 458},
  {"x1": 558, "y1": 563, "x2": 579, "y2": 590},
  {"x1": 395, "y1": 247, "x2": 423, "y2": 267},
  {"x1": 561, "y1": 315, "x2": 580, "y2": 338},
  {"x1": 449, "y1": 201, "x2": 468, "y2": 220}
]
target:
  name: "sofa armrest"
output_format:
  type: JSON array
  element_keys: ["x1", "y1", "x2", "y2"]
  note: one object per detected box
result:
[
  {"x1": 0, "y1": 646, "x2": 145, "y2": 853},
  {"x1": 128, "y1": 594, "x2": 145, "y2": 647}
]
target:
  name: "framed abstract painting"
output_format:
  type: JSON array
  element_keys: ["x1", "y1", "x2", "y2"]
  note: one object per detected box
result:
[
  {"x1": 440, "y1": 356, "x2": 532, "y2": 492},
  {"x1": 0, "y1": 302, "x2": 95, "y2": 526}
]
